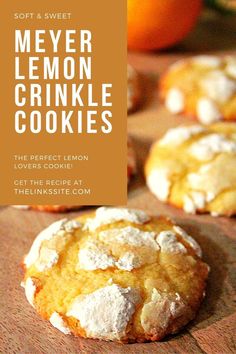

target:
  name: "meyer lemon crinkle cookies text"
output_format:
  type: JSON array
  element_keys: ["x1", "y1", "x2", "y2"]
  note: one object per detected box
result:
[{"x1": 14, "y1": 30, "x2": 113, "y2": 134}]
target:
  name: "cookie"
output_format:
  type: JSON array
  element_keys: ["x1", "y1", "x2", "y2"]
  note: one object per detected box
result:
[
  {"x1": 160, "y1": 55, "x2": 236, "y2": 124},
  {"x1": 12, "y1": 205, "x2": 80, "y2": 213},
  {"x1": 127, "y1": 136, "x2": 137, "y2": 183},
  {"x1": 21, "y1": 207, "x2": 209, "y2": 343},
  {"x1": 127, "y1": 64, "x2": 141, "y2": 113},
  {"x1": 145, "y1": 123, "x2": 236, "y2": 216}
]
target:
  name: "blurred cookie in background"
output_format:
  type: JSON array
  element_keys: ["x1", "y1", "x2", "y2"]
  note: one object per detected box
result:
[
  {"x1": 160, "y1": 55, "x2": 236, "y2": 124},
  {"x1": 145, "y1": 123, "x2": 236, "y2": 216},
  {"x1": 12, "y1": 205, "x2": 80, "y2": 212},
  {"x1": 127, "y1": 64, "x2": 141, "y2": 113},
  {"x1": 127, "y1": 136, "x2": 137, "y2": 184}
]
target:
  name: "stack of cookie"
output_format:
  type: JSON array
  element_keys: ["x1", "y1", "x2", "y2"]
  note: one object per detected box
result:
[
  {"x1": 144, "y1": 55, "x2": 236, "y2": 217},
  {"x1": 18, "y1": 55, "x2": 236, "y2": 344}
]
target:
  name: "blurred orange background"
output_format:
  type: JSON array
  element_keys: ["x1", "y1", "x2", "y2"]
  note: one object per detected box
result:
[{"x1": 128, "y1": 0, "x2": 236, "y2": 51}]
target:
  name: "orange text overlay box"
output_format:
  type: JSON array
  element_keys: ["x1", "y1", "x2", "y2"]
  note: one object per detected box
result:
[{"x1": 0, "y1": 0, "x2": 127, "y2": 205}]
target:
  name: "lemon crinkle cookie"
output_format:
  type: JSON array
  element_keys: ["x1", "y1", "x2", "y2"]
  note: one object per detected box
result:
[
  {"x1": 160, "y1": 55, "x2": 236, "y2": 124},
  {"x1": 22, "y1": 207, "x2": 209, "y2": 342},
  {"x1": 145, "y1": 123, "x2": 236, "y2": 216}
]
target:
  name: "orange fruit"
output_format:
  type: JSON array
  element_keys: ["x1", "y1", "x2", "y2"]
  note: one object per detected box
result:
[{"x1": 128, "y1": 0, "x2": 203, "y2": 51}]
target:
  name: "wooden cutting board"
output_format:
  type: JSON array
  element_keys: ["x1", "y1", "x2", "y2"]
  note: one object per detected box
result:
[{"x1": 1, "y1": 10, "x2": 236, "y2": 354}]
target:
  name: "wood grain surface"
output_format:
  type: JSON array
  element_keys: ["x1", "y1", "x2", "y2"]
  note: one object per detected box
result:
[{"x1": 1, "y1": 9, "x2": 236, "y2": 354}]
